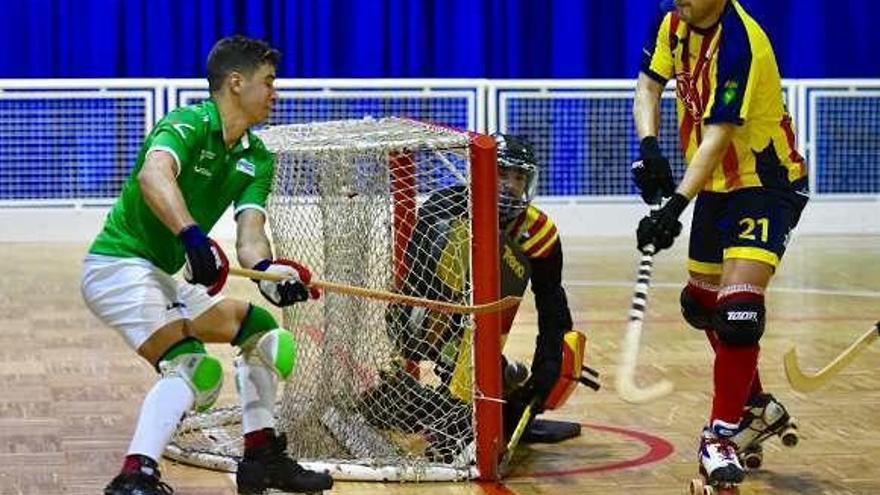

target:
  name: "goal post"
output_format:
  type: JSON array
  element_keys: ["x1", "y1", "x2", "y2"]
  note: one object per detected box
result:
[{"x1": 166, "y1": 117, "x2": 503, "y2": 481}]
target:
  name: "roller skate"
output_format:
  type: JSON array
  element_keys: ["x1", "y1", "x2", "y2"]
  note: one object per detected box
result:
[
  {"x1": 687, "y1": 421, "x2": 744, "y2": 495},
  {"x1": 236, "y1": 432, "x2": 333, "y2": 494},
  {"x1": 104, "y1": 456, "x2": 174, "y2": 495},
  {"x1": 731, "y1": 393, "x2": 799, "y2": 469}
]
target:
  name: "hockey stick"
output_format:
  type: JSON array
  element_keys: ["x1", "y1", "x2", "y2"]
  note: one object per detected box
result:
[
  {"x1": 615, "y1": 244, "x2": 675, "y2": 403},
  {"x1": 229, "y1": 267, "x2": 521, "y2": 315},
  {"x1": 783, "y1": 322, "x2": 879, "y2": 393},
  {"x1": 498, "y1": 397, "x2": 538, "y2": 474}
]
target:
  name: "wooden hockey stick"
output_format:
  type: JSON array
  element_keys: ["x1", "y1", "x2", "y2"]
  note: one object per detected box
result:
[
  {"x1": 615, "y1": 244, "x2": 675, "y2": 403},
  {"x1": 783, "y1": 322, "x2": 879, "y2": 393},
  {"x1": 229, "y1": 266, "x2": 521, "y2": 315},
  {"x1": 498, "y1": 397, "x2": 538, "y2": 474}
]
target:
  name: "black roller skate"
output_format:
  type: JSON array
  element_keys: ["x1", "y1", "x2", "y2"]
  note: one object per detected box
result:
[
  {"x1": 236, "y1": 432, "x2": 333, "y2": 494},
  {"x1": 104, "y1": 456, "x2": 174, "y2": 495}
]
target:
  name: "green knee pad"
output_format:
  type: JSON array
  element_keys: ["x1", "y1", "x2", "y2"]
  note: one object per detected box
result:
[
  {"x1": 247, "y1": 328, "x2": 298, "y2": 380},
  {"x1": 159, "y1": 338, "x2": 223, "y2": 412},
  {"x1": 233, "y1": 304, "x2": 279, "y2": 347},
  {"x1": 234, "y1": 305, "x2": 298, "y2": 379}
]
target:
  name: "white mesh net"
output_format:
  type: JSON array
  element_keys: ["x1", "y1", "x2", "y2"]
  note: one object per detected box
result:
[{"x1": 167, "y1": 117, "x2": 493, "y2": 481}]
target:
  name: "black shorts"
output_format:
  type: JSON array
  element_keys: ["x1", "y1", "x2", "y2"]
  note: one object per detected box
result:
[{"x1": 687, "y1": 182, "x2": 809, "y2": 275}]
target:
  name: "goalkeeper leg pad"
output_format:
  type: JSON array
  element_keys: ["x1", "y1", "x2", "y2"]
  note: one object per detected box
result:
[
  {"x1": 158, "y1": 338, "x2": 223, "y2": 412},
  {"x1": 543, "y1": 329, "x2": 599, "y2": 411}
]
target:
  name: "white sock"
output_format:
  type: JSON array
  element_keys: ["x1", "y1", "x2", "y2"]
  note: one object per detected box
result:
[
  {"x1": 236, "y1": 354, "x2": 278, "y2": 434},
  {"x1": 127, "y1": 376, "x2": 194, "y2": 460}
]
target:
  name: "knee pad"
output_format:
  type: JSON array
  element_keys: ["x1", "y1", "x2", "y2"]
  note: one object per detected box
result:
[
  {"x1": 159, "y1": 338, "x2": 223, "y2": 412},
  {"x1": 713, "y1": 295, "x2": 765, "y2": 346},
  {"x1": 242, "y1": 328, "x2": 298, "y2": 380},
  {"x1": 680, "y1": 284, "x2": 716, "y2": 331},
  {"x1": 233, "y1": 304, "x2": 280, "y2": 347}
]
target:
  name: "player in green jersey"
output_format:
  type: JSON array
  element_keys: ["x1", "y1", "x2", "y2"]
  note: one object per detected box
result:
[{"x1": 81, "y1": 36, "x2": 333, "y2": 495}]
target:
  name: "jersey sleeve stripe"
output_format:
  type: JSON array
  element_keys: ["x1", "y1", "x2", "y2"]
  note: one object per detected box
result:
[
  {"x1": 233, "y1": 204, "x2": 267, "y2": 218},
  {"x1": 528, "y1": 227, "x2": 559, "y2": 258},
  {"x1": 522, "y1": 217, "x2": 553, "y2": 253},
  {"x1": 147, "y1": 146, "x2": 182, "y2": 177},
  {"x1": 524, "y1": 212, "x2": 548, "y2": 239}
]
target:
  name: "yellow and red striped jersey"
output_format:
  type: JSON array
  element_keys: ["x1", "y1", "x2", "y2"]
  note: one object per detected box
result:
[
  {"x1": 505, "y1": 204, "x2": 560, "y2": 259},
  {"x1": 640, "y1": 0, "x2": 807, "y2": 193}
]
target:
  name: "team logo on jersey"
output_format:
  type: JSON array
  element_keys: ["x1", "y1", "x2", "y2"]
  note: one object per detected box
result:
[
  {"x1": 171, "y1": 121, "x2": 195, "y2": 139},
  {"x1": 502, "y1": 244, "x2": 527, "y2": 280},
  {"x1": 723, "y1": 80, "x2": 739, "y2": 105},
  {"x1": 236, "y1": 158, "x2": 256, "y2": 177},
  {"x1": 199, "y1": 150, "x2": 216, "y2": 162}
]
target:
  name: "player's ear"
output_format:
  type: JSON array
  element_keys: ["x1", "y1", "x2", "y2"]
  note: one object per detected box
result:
[{"x1": 227, "y1": 71, "x2": 244, "y2": 95}]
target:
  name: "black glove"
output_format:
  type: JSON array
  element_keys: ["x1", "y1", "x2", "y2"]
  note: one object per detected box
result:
[
  {"x1": 179, "y1": 225, "x2": 229, "y2": 295},
  {"x1": 632, "y1": 136, "x2": 675, "y2": 205},
  {"x1": 636, "y1": 193, "x2": 689, "y2": 254},
  {"x1": 252, "y1": 258, "x2": 320, "y2": 307}
]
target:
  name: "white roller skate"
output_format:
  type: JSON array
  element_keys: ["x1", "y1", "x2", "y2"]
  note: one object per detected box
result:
[
  {"x1": 687, "y1": 420, "x2": 744, "y2": 495},
  {"x1": 731, "y1": 393, "x2": 799, "y2": 469}
]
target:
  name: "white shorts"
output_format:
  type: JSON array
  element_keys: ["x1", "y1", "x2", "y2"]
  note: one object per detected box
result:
[{"x1": 81, "y1": 254, "x2": 224, "y2": 350}]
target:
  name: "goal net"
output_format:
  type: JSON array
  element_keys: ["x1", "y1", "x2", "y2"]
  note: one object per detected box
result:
[{"x1": 166, "y1": 117, "x2": 503, "y2": 481}]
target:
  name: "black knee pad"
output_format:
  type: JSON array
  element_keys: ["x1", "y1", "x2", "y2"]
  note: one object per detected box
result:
[
  {"x1": 713, "y1": 297, "x2": 765, "y2": 346},
  {"x1": 680, "y1": 286, "x2": 713, "y2": 331}
]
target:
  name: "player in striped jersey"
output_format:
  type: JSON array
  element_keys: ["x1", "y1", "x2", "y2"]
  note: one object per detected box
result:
[{"x1": 632, "y1": 0, "x2": 808, "y2": 487}]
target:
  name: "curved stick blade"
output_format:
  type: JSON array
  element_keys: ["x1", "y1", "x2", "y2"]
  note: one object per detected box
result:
[{"x1": 783, "y1": 348, "x2": 821, "y2": 393}]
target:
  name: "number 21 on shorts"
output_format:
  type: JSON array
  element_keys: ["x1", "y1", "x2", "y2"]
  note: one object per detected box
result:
[{"x1": 738, "y1": 217, "x2": 769, "y2": 243}]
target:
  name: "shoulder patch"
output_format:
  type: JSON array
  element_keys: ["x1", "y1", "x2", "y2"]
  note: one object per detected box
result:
[{"x1": 236, "y1": 158, "x2": 256, "y2": 177}]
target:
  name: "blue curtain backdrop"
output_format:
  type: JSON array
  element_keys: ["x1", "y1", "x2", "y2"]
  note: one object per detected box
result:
[{"x1": 1, "y1": 0, "x2": 878, "y2": 79}]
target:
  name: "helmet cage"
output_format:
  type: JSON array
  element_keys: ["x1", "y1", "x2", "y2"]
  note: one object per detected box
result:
[{"x1": 495, "y1": 134, "x2": 539, "y2": 223}]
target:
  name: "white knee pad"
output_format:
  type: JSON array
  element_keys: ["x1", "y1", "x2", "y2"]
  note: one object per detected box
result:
[
  {"x1": 242, "y1": 328, "x2": 298, "y2": 380},
  {"x1": 159, "y1": 352, "x2": 224, "y2": 411}
]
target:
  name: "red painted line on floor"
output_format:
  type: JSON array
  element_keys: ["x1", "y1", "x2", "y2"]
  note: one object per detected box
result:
[
  {"x1": 508, "y1": 422, "x2": 675, "y2": 479},
  {"x1": 478, "y1": 481, "x2": 520, "y2": 495}
]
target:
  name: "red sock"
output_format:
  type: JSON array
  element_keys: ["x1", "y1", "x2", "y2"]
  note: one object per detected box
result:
[
  {"x1": 748, "y1": 370, "x2": 764, "y2": 400},
  {"x1": 711, "y1": 291, "x2": 762, "y2": 424},
  {"x1": 684, "y1": 280, "x2": 719, "y2": 351},
  {"x1": 122, "y1": 454, "x2": 157, "y2": 474},
  {"x1": 244, "y1": 428, "x2": 275, "y2": 452}
]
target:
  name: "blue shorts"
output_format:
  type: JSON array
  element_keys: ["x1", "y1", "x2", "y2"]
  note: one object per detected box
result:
[{"x1": 687, "y1": 181, "x2": 809, "y2": 275}]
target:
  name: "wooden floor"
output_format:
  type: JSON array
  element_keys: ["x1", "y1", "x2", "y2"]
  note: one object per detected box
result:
[{"x1": 2, "y1": 234, "x2": 879, "y2": 495}]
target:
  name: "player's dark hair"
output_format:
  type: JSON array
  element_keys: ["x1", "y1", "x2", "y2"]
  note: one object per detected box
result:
[{"x1": 206, "y1": 35, "x2": 281, "y2": 93}]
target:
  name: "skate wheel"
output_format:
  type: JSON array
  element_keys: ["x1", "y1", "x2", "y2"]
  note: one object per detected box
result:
[
  {"x1": 742, "y1": 451, "x2": 763, "y2": 470},
  {"x1": 780, "y1": 427, "x2": 799, "y2": 447},
  {"x1": 688, "y1": 477, "x2": 707, "y2": 495}
]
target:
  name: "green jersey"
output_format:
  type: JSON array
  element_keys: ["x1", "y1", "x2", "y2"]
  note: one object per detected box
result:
[{"x1": 89, "y1": 99, "x2": 275, "y2": 274}]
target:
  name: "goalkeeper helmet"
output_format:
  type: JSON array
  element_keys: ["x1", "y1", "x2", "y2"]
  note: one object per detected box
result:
[{"x1": 494, "y1": 133, "x2": 539, "y2": 223}]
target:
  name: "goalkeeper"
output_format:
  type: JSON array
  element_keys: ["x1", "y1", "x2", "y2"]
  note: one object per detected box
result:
[
  {"x1": 80, "y1": 36, "x2": 331, "y2": 495},
  {"x1": 368, "y1": 134, "x2": 596, "y2": 460}
]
